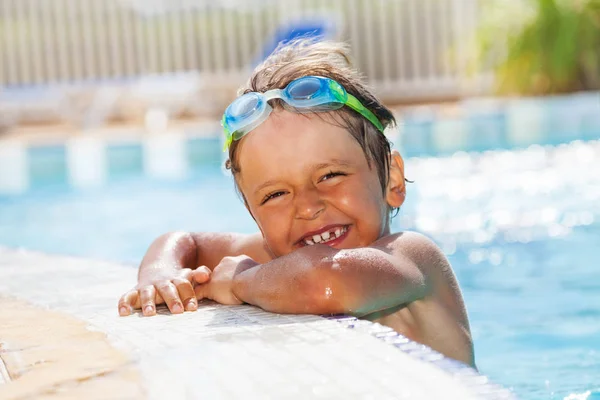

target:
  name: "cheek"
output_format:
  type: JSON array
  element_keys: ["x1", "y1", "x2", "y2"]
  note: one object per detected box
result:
[
  {"x1": 333, "y1": 177, "x2": 384, "y2": 212},
  {"x1": 253, "y1": 209, "x2": 288, "y2": 242}
]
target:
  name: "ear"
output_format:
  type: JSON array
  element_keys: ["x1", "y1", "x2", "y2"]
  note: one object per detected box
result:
[{"x1": 386, "y1": 150, "x2": 406, "y2": 208}]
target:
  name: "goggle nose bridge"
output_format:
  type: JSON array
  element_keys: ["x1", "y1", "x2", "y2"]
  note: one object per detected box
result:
[{"x1": 262, "y1": 89, "x2": 285, "y2": 102}]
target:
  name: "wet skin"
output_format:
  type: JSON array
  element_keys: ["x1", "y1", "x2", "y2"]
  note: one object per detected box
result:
[
  {"x1": 119, "y1": 109, "x2": 475, "y2": 367},
  {"x1": 232, "y1": 110, "x2": 474, "y2": 366}
]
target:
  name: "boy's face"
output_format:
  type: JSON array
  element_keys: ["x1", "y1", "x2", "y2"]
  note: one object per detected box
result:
[{"x1": 236, "y1": 110, "x2": 400, "y2": 257}]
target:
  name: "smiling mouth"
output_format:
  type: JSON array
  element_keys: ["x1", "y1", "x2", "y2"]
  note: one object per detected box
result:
[{"x1": 300, "y1": 225, "x2": 349, "y2": 246}]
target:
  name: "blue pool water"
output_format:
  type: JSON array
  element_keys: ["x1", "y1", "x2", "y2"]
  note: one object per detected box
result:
[{"x1": 1, "y1": 139, "x2": 599, "y2": 400}]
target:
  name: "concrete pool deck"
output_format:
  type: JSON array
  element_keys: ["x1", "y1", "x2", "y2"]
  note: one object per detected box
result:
[{"x1": 0, "y1": 247, "x2": 513, "y2": 399}]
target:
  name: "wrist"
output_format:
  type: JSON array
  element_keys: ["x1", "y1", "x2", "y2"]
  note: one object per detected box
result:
[{"x1": 232, "y1": 262, "x2": 259, "y2": 304}]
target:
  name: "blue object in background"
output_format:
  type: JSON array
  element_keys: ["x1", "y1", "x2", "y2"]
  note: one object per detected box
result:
[{"x1": 255, "y1": 13, "x2": 341, "y2": 65}]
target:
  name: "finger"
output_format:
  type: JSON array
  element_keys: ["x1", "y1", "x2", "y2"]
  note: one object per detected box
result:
[
  {"x1": 156, "y1": 281, "x2": 184, "y2": 314},
  {"x1": 173, "y1": 278, "x2": 197, "y2": 312},
  {"x1": 194, "y1": 283, "x2": 207, "y2": 301},
  {"x1": 191, "y1": 266, "x2": 212, "y2": 284},
  {"x1": 139, "y1": 286, "x2": 157, "y2": 316},
  {"x1": 118, "y1": 290, "x2": 138, "y2": 316}
]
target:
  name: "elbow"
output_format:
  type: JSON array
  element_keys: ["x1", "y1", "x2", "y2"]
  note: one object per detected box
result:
[
  {"x1": 313, "y1": 249, "x2": 431, "y2": 316},
  {"x1": 155, "y1": 231, "x2": 195, "y2": 246},
  {"x1": 150, "y1": 231, "x2": 198, "y2": 267},
  {"x1": 410, "y1": 273, "x2": 432, "y2": 301}
]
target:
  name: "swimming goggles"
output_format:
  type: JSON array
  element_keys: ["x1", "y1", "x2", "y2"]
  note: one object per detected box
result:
[{"x1": 221, "y1": 76, "x2": 385, "y2": 149}]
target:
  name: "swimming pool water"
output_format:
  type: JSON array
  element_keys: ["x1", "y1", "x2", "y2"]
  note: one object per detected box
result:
[{"x1": 1, "y1": 140, "x2": 599, "y2": 400}]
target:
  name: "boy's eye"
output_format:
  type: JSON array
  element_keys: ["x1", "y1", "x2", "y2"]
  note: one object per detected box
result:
[
  {"x1": 261, "y1": 191, "x2": 286, "y2": 204},
  {"x1": 320, "y1": 171, "x2": 346, "y2": 182}
]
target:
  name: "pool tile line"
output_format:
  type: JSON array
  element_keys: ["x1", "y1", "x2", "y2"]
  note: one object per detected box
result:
[
  {"x1": 327, "y1": 315, "x2": 516, "y2": 400},
  {"x1": 1, "y1": 92, "x2": 598, "y2": 195},
  {"x1": 397, "y1": 92, "x2": 600, "y2": 157}
]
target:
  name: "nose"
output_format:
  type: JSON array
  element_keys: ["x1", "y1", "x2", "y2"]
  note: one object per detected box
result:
[{"x1": 294, "y1": 187, "x2": 325, "y2": 220}]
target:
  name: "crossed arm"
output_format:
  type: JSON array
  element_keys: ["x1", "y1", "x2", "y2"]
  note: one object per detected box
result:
[
  {"x1": 118, "y1": 231, "x2": 270, "y2": 316},
  {"x1": 231, "y1": 237, "x2": 430, "y2": 316},
  {"x1": 118, "y1": 231, "x2": 431, "y2": 318}
]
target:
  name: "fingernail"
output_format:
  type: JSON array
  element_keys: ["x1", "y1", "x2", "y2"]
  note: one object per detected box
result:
[
  {"x1": 119, "y1": 306, "x2": 129, "y2": 316},
  {"x1": 144, "y1": 305, "x2": 154, "y2": 315},
  {"x1": 186, "y1": 300, "x2": 197, "y2": 311},
  {"x1": 172, "y1": 303, "x2": 183, "y2": 313}
]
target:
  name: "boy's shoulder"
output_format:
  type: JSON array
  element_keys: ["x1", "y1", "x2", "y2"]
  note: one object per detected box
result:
[
  {"x1": 373, "y1": 231, "x2": 451, "y2": 274},
  {"x1": 374, "y1": 230, "x2": 443, "y2": 255}
]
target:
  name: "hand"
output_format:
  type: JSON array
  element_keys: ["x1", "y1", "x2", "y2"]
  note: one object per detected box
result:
[
  {"x1": 118, "y1": 266, "x2": 212, "y2": 317},
  {"x1": 194, "y1": 255, "x2": 258, "y2": 305}
]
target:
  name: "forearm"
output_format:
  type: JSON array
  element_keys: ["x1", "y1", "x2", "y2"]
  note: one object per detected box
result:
[
  {"x1": 232, "y1": 245, "x2": 340, "y2": 314},
  {"x1": 138, "y1": 232, "x2": 198, "y2": 279},
  {"x1": 232, "y1": 245, "x2": 427, "y2": 316}
]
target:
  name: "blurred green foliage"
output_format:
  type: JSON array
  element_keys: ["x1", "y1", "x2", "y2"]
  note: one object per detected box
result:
[{"x1": 471, "y1": 0, "x2": 600, "y2": 95}]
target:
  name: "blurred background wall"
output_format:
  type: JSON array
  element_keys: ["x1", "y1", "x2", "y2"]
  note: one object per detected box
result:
[
  {"x1": 0, "y1": 0, "x2": 490, "y2": 130},
  {"x1": 0, "y1": 0, "x2": 598, "y2": 132}
]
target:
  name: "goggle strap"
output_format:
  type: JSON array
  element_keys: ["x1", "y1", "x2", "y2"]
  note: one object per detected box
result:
[
  {"x1": 223, "y1": 136, "x2": 233, "y2": 151},
  {"x1": 222, "y1": 114, "x2": 232, "y2": 151},
  {"x1": 222, "y1": 103, "x2": 274, "y2": 151},
  {"x1": 345, "y1": 94, "x2": 385, "y2": 133}
]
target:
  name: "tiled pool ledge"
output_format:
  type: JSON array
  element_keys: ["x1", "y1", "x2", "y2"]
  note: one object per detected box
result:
[
  {"x1": 0, "y1": 248, "x2": 514, "y2": 399},
  {"x1": 0, "y1": 92, "x2": 598, "y2": 195}
]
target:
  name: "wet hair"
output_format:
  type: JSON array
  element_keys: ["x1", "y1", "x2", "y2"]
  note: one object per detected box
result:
[{"x1": 225, "y1": 39, "x2": 398, "y2": 208}]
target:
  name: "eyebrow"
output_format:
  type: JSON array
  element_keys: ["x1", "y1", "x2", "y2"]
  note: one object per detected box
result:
[
  {"x1": 313, "y1": 159, "x2": 355, "y2": 170},
  {"x1": 253, "y1": 158, "x2": 355, "y2": 195}
]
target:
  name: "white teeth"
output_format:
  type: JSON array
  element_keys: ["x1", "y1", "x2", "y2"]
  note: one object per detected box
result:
[{"x1": 304, "y1": 226, "x2": 347, "y2": 246}]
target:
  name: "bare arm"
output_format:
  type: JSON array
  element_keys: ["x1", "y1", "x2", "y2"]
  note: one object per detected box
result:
[
  {"x1": 232, "y1": 232, "x2": 431, "y2": 316},
  {"x1": 189, "y1": 231, "x2": 272, "y2": 270},
  {"x1": 137, "y1": 232, "x2": 198, "y2": 279},
  {"x1": 119, "y1": 230, "x2": 270, "y2": 316},
  {"x1": 202, "y1": 232, "x2": 474, "y2": 366},
  {"x1": 138, "y1": 231, "x2": 270, "y2": 276}
]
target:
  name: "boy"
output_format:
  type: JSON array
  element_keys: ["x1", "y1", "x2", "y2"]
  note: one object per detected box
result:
[{"x1": 118, "y1": 40, "x2": 475, "y2": 367}]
